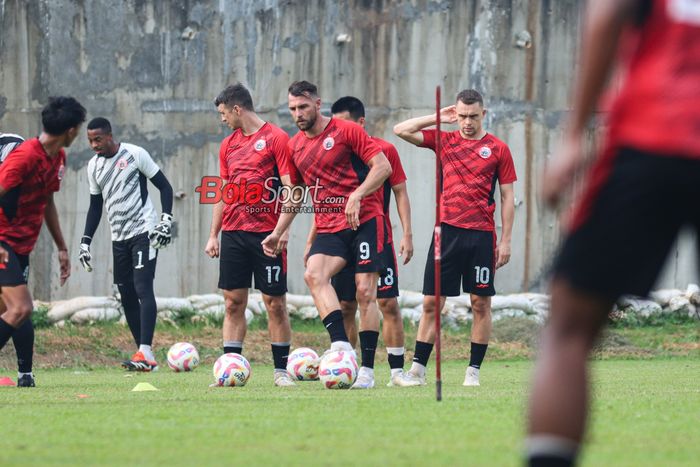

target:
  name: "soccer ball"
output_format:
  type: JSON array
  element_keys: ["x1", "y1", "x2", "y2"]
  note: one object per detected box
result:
[
  {"x1": 286, "y1": 347, "x2": 320, "y2": 381},
  {"x1": 318, "y1": 350, "x2": 358, "y2": 389},
  {"x1": 166, "y1": 342, "x2": 200, "y2": 372},
  {"x1": 213, "y1": 353, "x2": 251, "y2": 387}
]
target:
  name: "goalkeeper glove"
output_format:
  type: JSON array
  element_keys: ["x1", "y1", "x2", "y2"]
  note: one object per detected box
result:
[
  {"x1": 78, "y1": 238, "x2": 92, "y2": 272},
  {"x1": 149, "y1": 213, "x2": 173, "y2": 249}
]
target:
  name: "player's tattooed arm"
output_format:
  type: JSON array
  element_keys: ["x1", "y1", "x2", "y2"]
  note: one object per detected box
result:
[
  {"x1": 393, "y1": 106, "x2": 457, "y2": 146},
  {"x1": 496, "y1": 183, "x2": 514, "y2": 269},
  {"x1": 392, "y1": 182, "x2": 414, "y2": 264},
  {"x1": 346, "y1": 152, "x2": 392, "y2": 230},
  {"x1": 44, "y1": 194, "x2": 71, "y2": 285},
  {"x1": 262, "y1": 174, "x2": 303, "y2": 257}
]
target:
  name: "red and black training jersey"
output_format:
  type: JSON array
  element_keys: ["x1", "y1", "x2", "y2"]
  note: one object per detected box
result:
[
  {"x1": 0, "y1": 138, "x2": 65, "y2": 255},
  {"x1": 219, "y1": 122, "x2": 291, "y2": 233},
  {"x1": 606, "y1": 0, "x2": 700, "y2": 158},
  {"x1": 373, "y1": 136, "x2": 407, "y2": 244},
  {"x1": 420, "y1": 130, "x2": 517, "y2": 232},
  {"x1": 288, "y1": 118, "x2": 384, "y2": 233}
]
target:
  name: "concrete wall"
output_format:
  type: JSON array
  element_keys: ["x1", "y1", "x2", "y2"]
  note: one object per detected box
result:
[{"x1": 0, "y1": 0, "x2": 695, "y2": 300}]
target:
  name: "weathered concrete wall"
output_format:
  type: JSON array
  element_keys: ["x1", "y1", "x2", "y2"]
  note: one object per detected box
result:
[{"x1": 0, "y1": 0, "x2": 695, "y2": 300}]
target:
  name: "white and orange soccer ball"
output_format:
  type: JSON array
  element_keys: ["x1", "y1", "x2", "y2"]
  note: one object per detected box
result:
[
  {"x1": 166, "y1": 342, "x2": 200, "y2": 372},
  {"x1": 318, "y1": 350, "x2": 358, "y2": 389},
  {"x1": 213, "y1": 353, "x2": 251, "y2": 387},
  {"x1": 286, "y1": 347, "x2": 320, "y2": 381}
]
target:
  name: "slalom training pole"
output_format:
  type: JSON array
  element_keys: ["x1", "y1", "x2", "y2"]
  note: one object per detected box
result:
[{"x1": 434, "y1": 85, "x2": 443, "y2": 402}]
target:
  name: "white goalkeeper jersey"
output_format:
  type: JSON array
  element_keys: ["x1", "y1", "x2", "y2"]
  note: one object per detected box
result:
[
  {"x1": 87, "y1": 142, "x2": 160, "y2": 242},
  {"x1": 0, "y1": 133, "x2": 24, "y2": 162}
]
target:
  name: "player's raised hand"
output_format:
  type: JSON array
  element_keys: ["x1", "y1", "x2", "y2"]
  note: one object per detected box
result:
[
  {"x1": 58, "y1": 249, "x2": 71, "y2": 286},
  {"x1": 78, "y1": 241, "x2": 92, "y2": 272},
  {"x1": 261, "y1": 231, "x2": 281, "y2": 257},
  {"x1": 542, "y1": 133, "x2": 584, "y2": 208},
  {"x1": 345, "y1": 192, "x2": 361, "y2": 230},
  {"x1": 438, "y1": 105, "x2": 458, "y2": 124},
  {"x1": 205, "y1": 236, "x2": 219, "y2": 258},
  {"x1": 495, "y1": 241, "x2": 511, "y2": 269},
  {"x1": 149, "y1": 213, "x2": 173, "y2": 249},
  {"x1": 399, "y1": 233, "x2": 414, "y2": 265}
]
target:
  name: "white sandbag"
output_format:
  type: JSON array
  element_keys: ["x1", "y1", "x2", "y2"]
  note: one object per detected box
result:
[
  {"x1": 158, "y1": 310, "x2": 177, "y2": 320},
  {"x1": 247, "y1": 297, "x2": 264, "y2": 315},
  {"x1": 492, "y1": 309, "x2": 527, "y2": 321},
  {"x1": 451, "y1": 306, "x2": 473, "y2": 323},
  {"x1": 199, "y1": 304, "x2": 225, "y2": 318},
  {"x1": 617, "y1": 297, "x2": 662, "y2": 317},
  {"x1": 398, "y1": 290, "x2": 423, "y2": 308},
  {"x1": 187, "y1": 293, "x2": 224, "y2": 309},
  {"x1": 296, "y1": 306, "x2": 319, "y2": 320},
  {"x1": 400, "y1": 307, "x2": 422, "y2": 323},
  {"x1": 156, "y1": 297, "x2": 192, "y2": 312},
  {"x1": 48, "y1": 296, "x2": 120, "y2": 322},
  {"x1": 449, "y1": 295, "x2": 472, "y2": 308},
  {"x1": 286, "y1": 293, "x2": 315, "y2": 308},
  {"x1": 666, "y1": 296, "x2": 691, "y2": 313},
  {"x1": 649, "y1": 289, "x2": 684, "y2": 307},
  {"x1": 70, "y1": 307, "x2": 121, "y2": 324}
]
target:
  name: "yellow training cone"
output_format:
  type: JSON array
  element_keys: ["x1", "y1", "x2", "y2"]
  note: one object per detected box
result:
[{"x1": 131, "y1": 382, "x2": 158, "y2": 392}]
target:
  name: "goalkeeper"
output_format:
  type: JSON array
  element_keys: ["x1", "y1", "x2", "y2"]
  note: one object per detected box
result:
[{"x1": 79, "y1": 117, "x2": 174, "y2": 371}]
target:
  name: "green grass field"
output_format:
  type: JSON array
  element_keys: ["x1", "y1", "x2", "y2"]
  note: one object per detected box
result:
[{"x1": 1, "y1": 358, "x2": 698, "y2": 466}]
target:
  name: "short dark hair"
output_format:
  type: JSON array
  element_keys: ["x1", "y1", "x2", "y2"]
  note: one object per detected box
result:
[
  {"x1": 456, "y1": 89, "x2": 484, "y2": 107},
  {"x1": 288, "y1": 80, "x2": 318, "y2": 98},
  {"x1": 87, "y1": 117, "x2": 112, "y2": 133},
  {"x1": 41, "y1": 96, "x2": 87, "y2": 135},
  {"x1": 214, "y1": 83, "x2": 254, "y2": 111},
  {"x1": 331, "y1": 96, "x2": 365, "y2": 120}
]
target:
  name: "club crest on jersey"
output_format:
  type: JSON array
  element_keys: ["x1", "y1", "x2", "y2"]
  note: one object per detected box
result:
[
  {"x1": 117, "y1": 158, "x2": 129, "y2": 169},
  {"x1": 57, "y1": 164, "x2": 65, "y2": 181},
  {"x1": 254, "y1": 139, "x2": 266, "y2": 151},
  {"x1": 478, "y1": 146, "x2": 492, "y2": 159},
  {"x1": 323, "y1": 137, "x2": 335, "y2": 150}
]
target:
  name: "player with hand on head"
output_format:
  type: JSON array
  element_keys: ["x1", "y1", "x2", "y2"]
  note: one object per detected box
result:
[
  {"x1": 527, "y1": 1, "x2": 700, "y2": 465},
  {"x1": 262, "y1": 81, "x2": 392, "y2": 389},
  {"x1": 329, "y1": 96, "x2": 414, "y2": 387},
  {"x1": 205, "y1": 83, "x2": 296, "y2": 387},
  {"x1": 393, "y1": 89, "x2": 517, "y2": 387},
  {"x1": 0, "y1": 97, "x2": 86, "y2": 386},
  {"x1": 80, "y1": 117, "x2": 173, "y2": 372}
]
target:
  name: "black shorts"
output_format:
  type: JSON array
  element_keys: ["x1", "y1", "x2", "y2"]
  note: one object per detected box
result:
[
  {"x1": 309, "y1": 217, "x2": 384, "y2": 274},
  {"x1": 218, "y1": 230, "x2": 287, "y2": 296},
  {"x1": 332, "y1": 241, "x2": 399, "y2": 301},
  {"x1": 553, "y1": 147, "x2": 700, "y2": 300},
  {"x1": 112, "y1": 233, "x2": 157, "y2": 285},
  {"x1": 422, "y1": 224, "x2": 496, "y2": 297},
  {"x1": 0, "y1": 242, "x2": 29, "y2": 287}
]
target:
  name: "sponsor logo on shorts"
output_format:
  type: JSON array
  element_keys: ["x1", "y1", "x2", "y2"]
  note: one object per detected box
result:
[
  {"x1": 254, "y1": 139, "x2": 266, "y2": 151},
  {"x1": 323, "y1": 137, "x2": 335, "y2": 150},
  {"x1": 478, "y1": 146, "x2": 491, "y2": 159},
  {"x1": 358, "y1": 259, "x2": 372, "y2": 265},
  {"x1": 476, "y1": 284, "x2": 489, "y2": 288}
]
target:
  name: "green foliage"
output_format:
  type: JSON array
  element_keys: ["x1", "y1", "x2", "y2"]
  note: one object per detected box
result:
[{"x1": 31, "y1": 304, "x2": 51, "y2": 329}]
